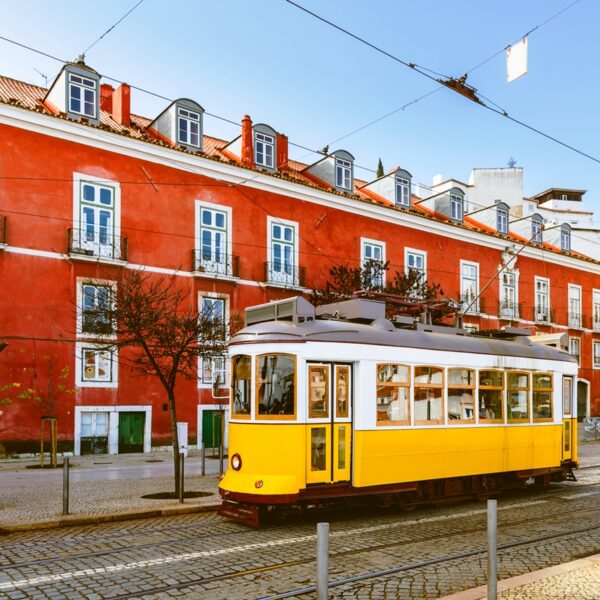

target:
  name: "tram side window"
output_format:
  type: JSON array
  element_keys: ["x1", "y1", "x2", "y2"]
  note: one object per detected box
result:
[
  {"x1": 309, "y1": 365, "x2": 329, "y2": 418},
  {"x1": 508, "y1": 371, "x2": 530, "y2": 422},
  {"x1": 533, "y1": 373, "x2": 553, "y2": 421},
  {"x1": 231, "y1": 355, "x2": 251, "y2": 417},
  {"x1": 414, "y1": 366, "x2": 444, "y2": 425},
  {"x1": 376, "y1": 364, "x2": 410, "y2": 425},
  {"x1": 256, "y1": 354, "x2": 296, "y2": 418},
  {"x1": 479, "y1": 370, "x2": 504, "y2": 423},
  {"x1": 447, "y1": 368, "x2": 475, "y2": 423}
]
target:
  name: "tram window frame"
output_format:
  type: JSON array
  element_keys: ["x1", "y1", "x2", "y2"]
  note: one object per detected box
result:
[
  {"x1": 231, "y1": 355, "x2": 252, "y2": 419},
  {"x1": 376, "y1": 363, "x2": 411, "y2": 426},
  {"x1": 478, "y1": 370, "x2": 505, "y2": 424},
  {"x1": 255, "y1": 353, "x2": 297, "y2": 420},
  {"x1": 532, "y1": 372, "x2": 553, "y2": 422},
  {"x1": 414, "y1": 366, "x2": 445, "y2": 425},
  {"x1": 308, "y1": 365, "x2": 330, "y2": 419},
  {"x1": 336, "y1": 365, "x2": 350, "y2": 419},
  {"x1": 507, "y1": 371, "x2": 531, "y2": 423},
  {"x1": 447, "y1": 368, "x2": 475, "y2": 424},
  {"x1": 563, "y1": 376, "x2": 573, "y2": 417}
]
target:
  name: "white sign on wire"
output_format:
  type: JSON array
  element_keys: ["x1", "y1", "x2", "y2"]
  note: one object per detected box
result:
[{"x1": 506, "y1": 38, "x2": 528, "y2": 82}]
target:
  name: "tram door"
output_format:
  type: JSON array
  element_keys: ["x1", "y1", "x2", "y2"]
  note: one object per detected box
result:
[{"x1": 306, "y1": 363, "x2": 352, "y2": 485}]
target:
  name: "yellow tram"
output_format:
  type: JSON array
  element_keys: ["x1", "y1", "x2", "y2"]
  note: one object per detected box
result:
[{"x1": 219, "y1": 297, "x2": 579, "y2": 525}]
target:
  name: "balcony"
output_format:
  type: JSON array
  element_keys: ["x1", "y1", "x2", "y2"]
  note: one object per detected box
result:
[
  {"x1": 68, "y1": 228, "x2": 128, "y2": 263},
  {"x1": 192, "y1": 250, "x2": 239, "y2": 280},
  {"x1": 0, "y1": 215, "x2": 6, "y2": 248},
  {"x1": 568, "y1": 312, "x2": 583, "y2": 329},
  {"x1": 498, "y1": 301, "x2": 520, "y2": 320},
  {"x1": 594, "y1": 314, "x2": 600, "y2": 331},
  {"x1": 264, "y1": 261, "x2": 306, "y2": 289},
  {"x1": 534, "y1": 307, "x2": 554, "y2": 324},
  {"x1": 460, "y1": 293, "x2": 484, "y2": 314}
]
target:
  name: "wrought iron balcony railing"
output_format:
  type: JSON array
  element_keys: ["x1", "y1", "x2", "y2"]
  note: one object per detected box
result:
[
  {"x1": 192, "y1": 250, "x2": 239, "y2": 278},
  {"x1": 264, "y1": 261, "x2": 306, "y2": 288},
  {"x1": 534, "y1": 307, "x2": 554, "y2": 324},
  {"x1": 568, "y1": 311, "x2": 583, "y2": 329},
  {"x1": 460, "y1": 293, "x2": 482, "y2": 314},
  {"x1": 0, "y1": 215, "x2": 6, "y2": 246},
  {"x1": 498, "y1": 301, "x2": 520, "y2": 320},
  {"x1": 68, "y1": 228, "x2": 128, "y2": 262}
]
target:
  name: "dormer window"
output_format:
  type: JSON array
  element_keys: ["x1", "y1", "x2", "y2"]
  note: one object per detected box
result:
[
  {"x1": 531, "y1": 215, "x2": 543, "y2": 244},
  {"x1": 177, "y1": 107, "x2": 201, "y2": 147},
  {"x1": 68, "y1": 73, "x2": 97, "y2": 118},
  {"x1": 255, "y1": 132, "x2": 275, "y2": 168},
  {"x1": 497, "y1": 203, "x2": 509, "y2": 235},
  {"x1": 336, "y1": 158, "x2": 352, "y2": 190},
  {"x1": 450, "y1": 193, "x2": 464, "y2": 222},
  {"x1": 396, "y1": 177, "x2": 410, "y2": 207},
  {"x1": 561, "y1": 224, "x2": 571, "y2": 252}
]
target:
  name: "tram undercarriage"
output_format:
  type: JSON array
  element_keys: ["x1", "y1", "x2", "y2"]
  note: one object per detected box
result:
[{"x1": 218, "y1": 462, "x2": 577, "y2": 527}]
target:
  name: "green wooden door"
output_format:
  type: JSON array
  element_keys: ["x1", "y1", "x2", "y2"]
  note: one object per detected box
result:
[
  {"x1": 118, "y1": 412, "x2": 145, "y2": 453},
  {"x1": 202, "y1": 410, "x2": 222, "y2": 450}
]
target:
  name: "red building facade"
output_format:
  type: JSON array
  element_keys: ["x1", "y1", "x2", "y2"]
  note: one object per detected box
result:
[{"x1": 1, "y1": 60, "x2": 599, "y2": 454}]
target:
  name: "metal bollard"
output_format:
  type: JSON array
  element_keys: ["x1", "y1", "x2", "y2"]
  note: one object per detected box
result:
[
  {"x1": 62, "y1": 456, "x2": 70, "y2": 516},
  {"x1": 219, "y1": 443, "x2": 224, "y2": 476},
  {"x1": 487, "y1": 499, "x2": 497, "y2": 600},
  {"x1": 316, "y1": 522, "x2": 329, "y2": 600},
  {"x1": 179, "y1": 453, "x2": 185, "y2": 504},
  {"x1": 201, "y1": 442, "x2": 206, "y2": 476}
]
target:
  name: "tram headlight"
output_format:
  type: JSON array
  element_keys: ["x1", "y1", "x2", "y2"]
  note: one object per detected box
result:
[{"x1": 231, "y1": 453, "x2": 242, "y2": 471}]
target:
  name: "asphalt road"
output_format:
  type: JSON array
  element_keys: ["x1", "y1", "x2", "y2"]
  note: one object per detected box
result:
[{"x1": 1, "y1": 466, "x2": 599, "y2": 599}]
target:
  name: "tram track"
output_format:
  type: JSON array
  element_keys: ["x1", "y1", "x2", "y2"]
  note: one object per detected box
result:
[{"x1": 0, "y1": 482, "x2": 598, "y2": 572}]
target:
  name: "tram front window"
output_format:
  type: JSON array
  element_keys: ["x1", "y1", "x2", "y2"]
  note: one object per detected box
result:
[
  {"x1": 231, "y1": 355, "x2": 251, "y2": 416},
  {"x1": 256, "y1": 354, "x2": 296, "y2": 418}
]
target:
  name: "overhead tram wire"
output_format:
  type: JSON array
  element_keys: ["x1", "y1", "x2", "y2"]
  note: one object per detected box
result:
[
  {"x1": 285, "y1": 0, "x2": 600, "y2": 167},
  {"x1": 83, "y1": 0, "x2": 146, "y2": 56}
]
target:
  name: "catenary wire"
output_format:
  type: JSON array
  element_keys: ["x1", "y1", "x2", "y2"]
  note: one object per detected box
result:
[{"x1": 83, "y1": 0, "x2": 146, "y2": 55}]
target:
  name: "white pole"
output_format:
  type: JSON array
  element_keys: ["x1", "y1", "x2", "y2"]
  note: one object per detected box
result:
[
  {"x1": 316, "y1": 522, "x2": 329, "y2": 600},
  {"x1": 487, "y1": 499, "x2": 497, "y2": 600}
]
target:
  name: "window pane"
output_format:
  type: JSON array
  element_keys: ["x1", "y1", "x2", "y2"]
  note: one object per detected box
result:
[
  {"x1": 83, "y1": 184, "x2": 95, "y2": 202},
  {"x1": 508, "y1": 391, "x2": 529, "y2": 420},
  {"x1": 337, "y1": 426, "x2": 346, "y2": 469},
  {"x1": 448, "y1": 368, "x2": 474, "y2": 386},
  {"x1": 257, "y1": 355, "x2": 295, "y2": 416},
  {"x1": 309, "y1": 366, "x2": 329, "y2": 418},
  {"x1": 377, "y1": 386, "x2": 409, "y2": 424},
  {"x1": 377, "y1": 364, "x2": 409, "y2": 384},
  {"x1": 232, "y1": 355, "x2": 251, "y2": 416},
  {"x1": 99, "y1": 188, "x2": 112, "y2": 206},
  {"x1": 310, "y1": 427, "x2": 327, "y2": 471},
  {"x1": 479, "y1": 389, "x2": 503, "y2": 422},
  {"x1": 414, "y1": 366, "x2": 443, "y2": 385},
  {"x1": 336, "y1": 366, "x2": 349, "y2": 418},
  {"x1": 563, "y1": 377, "x2": 572, "y2": 415},
  {"x1": 448, "y1": 389, "x2": 475, "y2": 421},
  {"x1": 533, "y1": 391, "x2": 552, "y2": 419},
  {"x1": 414, "y1": 387, "x2": 443, "y2": 424}
]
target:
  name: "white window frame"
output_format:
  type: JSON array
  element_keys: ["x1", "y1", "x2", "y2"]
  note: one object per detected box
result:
[
  {"x1": 335, "y1": 158, "x2": 352, "y2": 190},
  {"x1": 75, "y1": 342, "x2": 118, "y2": 388},
  {"x1": 198, "y1": 292, "x2": 229, "y2": 389},
  {"x1": 450, "y1": 194, "x2": 463, "y2": 222},
  {"x1": 361, "y1": 237, "x2": 386, "y2": 287},
  {"x1": 561, "y1": 225, "x2": 571, "y2": 252},
  {"x1": 405, "y1": 247, "x2": 427, "y2": 284},
  {"x1": 76, "y1": 278, "x2": 116, "y2": 338},
  {"x1": 568, "y1": 284, "x2": 582, "y2": 329},
  {"x1": 569, "y1": 337, "x2": 581, "y2": 365},
  {"x1": 195, "y1": 200, "x2": 233, "y2": 276},
  {"x1": 266, "y1": 216, "x2": 300, "y2": 287},
  {"x1": 177, "y1": 106, "x2": 201, "y2": 147},
  {"x1": 72, "y1": 172, "x2": 122, "y2": 260},
  {"x1": 395, "y1": 177, "x2": 410, "y2": 207},
  {"x1": 593, "y1": 341, "x2": 600, "y2": 370},
  {"x1": 499, "y1": 269, "x2": 519, "y2": 318},
  {"x1": 593, "y1": 289, "x2": 600, "y2": 331},
  {"x1": 68, "y1": 72, "x2": 97, "y2": 118},
  {"x1": 497, "y1": 206, "x2": 509, "y2": 235},
  {"x1": 254, "y1": 132, "x2": 275, "y2": 168},
  {"x1": 534, "y1": 276, "x2": 551, "y2": 323},
  {"x1": 531, "y1": 217, "x2": 543, "y2": 244},
  {"x1": 460, "y1": 260, "x2": 479, "y2": 313}
]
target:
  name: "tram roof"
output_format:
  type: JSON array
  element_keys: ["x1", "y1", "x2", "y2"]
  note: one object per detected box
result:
[{"x1": 229, "y1": 318, "x2": 577, "y2": 363}]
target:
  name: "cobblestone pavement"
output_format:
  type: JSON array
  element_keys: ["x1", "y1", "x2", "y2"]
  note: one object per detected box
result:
[{"x1": 0, "y1": 466, "x2": 599, "y2": 599}]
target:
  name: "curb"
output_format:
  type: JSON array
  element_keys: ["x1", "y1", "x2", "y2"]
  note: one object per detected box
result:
[
  {"x1": 0, "y1": 502, "x2": 222, "y2": 534},
  {"x1": 436, "y1": 553, "x2": 600, "y2": 600}
]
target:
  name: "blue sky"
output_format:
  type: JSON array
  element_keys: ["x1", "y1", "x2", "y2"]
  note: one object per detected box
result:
[{"x1": 1, "y1": 0, "x2": 599, "y2": 219}]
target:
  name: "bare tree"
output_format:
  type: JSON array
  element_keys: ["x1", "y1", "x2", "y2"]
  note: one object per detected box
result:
[{"x1": 87, "y1": 269, "x2": 227, "y2": 495}]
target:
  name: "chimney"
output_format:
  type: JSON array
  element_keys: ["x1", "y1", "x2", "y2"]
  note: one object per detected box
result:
[
  {"x1": 100, "y1": 84, "x2": 114, "y2": 113},
  {"x1": 276, "y1": 133, "x2": 288, "y2": 170},
  {"x1": 241, "y1": 114, "x2": 254, "y2": 168},
  {"x1": 113, "y1": 83, "x2": 131, "y2": 126}
]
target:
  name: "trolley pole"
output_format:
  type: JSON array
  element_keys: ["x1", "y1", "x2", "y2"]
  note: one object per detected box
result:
[
  {"x1": 62, "y1": 456, "x2": 70, "y2": 516},
  {"x1": 316, "y1": 522, "x2": 329, "y2": 600},
  {"x1": 487, "y1": 499, "x2": 497, "y2": 600},
  {"x1": 178, "y1": 453, "x2": 185, "y2": 504},
  {"x1": 201, "y1": 442, "x2": 206, "y2": 476}
]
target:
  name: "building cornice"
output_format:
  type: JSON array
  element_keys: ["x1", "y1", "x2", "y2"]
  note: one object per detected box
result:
[{"x1": 1, "y1": 102, "x2": 599, "y2": 276}]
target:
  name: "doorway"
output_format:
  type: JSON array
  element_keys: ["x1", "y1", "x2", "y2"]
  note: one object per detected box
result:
[
  {"x1": 577, "y1": 380, "x2": 590, "y2": 421},
  {"x1": 118, "y1": 412, "x2": 145, "y2": 453}
]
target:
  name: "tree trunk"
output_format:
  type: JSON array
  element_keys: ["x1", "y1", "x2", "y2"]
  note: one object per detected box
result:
[{"x1": 168, "y1": 387, "x2": 180, "y2": 496}]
